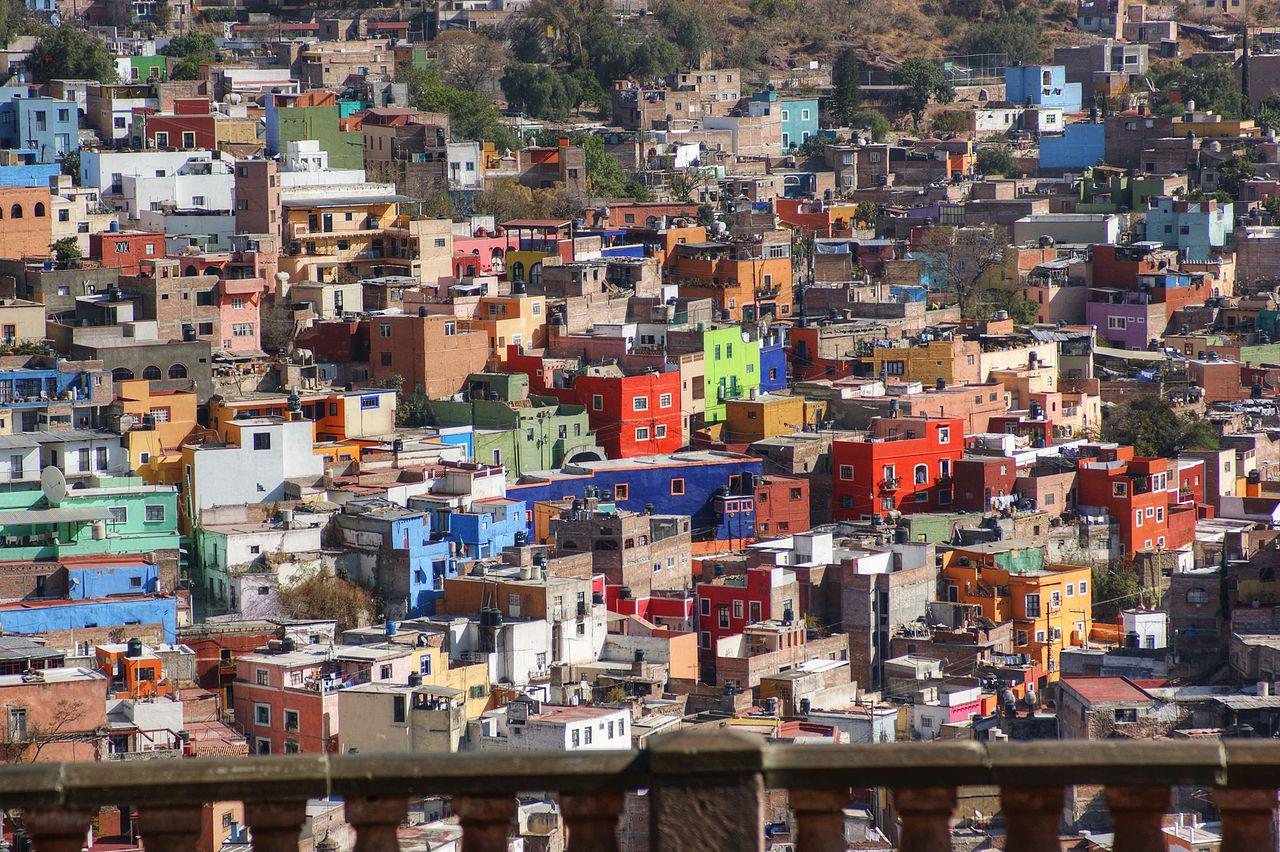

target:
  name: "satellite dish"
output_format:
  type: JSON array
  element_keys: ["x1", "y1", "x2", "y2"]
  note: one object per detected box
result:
[{"x1": 41, "y1": 466, "x2": 66, "y2": 507}]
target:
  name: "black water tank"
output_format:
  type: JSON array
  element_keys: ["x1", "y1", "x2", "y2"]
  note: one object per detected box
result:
[
  {"x1": 182, "y1": 324, "x2": 196, "y2": 342},
  {"x1": 408, "y1": 672, "x2": 422, "y2": 687},
  {"x1": 281, "y1": 638, "x2": 296, "y2": 653},
  {"x1": 515, "y1": 530, "x2": 528, "y2": 547},
  {"x1": 418, "y1": 306, "x2": 429, "y2": 317},
  {"x1": 894, "y1": 526, "x2": 909, "y2": 544},
  {"x1": 125, "y1": 638, "x2": 143, "y2": 658}
]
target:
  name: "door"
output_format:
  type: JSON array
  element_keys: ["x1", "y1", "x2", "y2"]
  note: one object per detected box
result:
[{"x1": 322, "y1": 213, "x2": 333, "y2": 232}]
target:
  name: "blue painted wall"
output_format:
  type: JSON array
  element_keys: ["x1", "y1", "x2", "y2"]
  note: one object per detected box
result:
[
  {"x1": 0, "y1": 597, "x2": 177, "y2": 642},
  {"x1": 1039, "y1": 124, "x2": 1105, "y2": 172},
  {"x1": 0, "y1": 162, "x2": 59, "y2": 187},
  {"x1": 68, "y1": 563, "x2": 159, "y2": 599},
  {"x1": 509, "y1": 457, "x2": 763, "y2": 540},
  {"x1": 759, "y1": 328, "x2": 788, "y2": 393},
  {"x1": 1005, "y1": 65, "x2": 1082, "y2": 113}
]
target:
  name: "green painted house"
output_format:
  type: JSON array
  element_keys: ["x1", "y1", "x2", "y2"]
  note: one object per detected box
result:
[
  {"x1": 0, "y1": 476, "x2": 179, "y2": 562},
  {"x1": 266, "y1": 96, "x2": 364, "y2": 170},
  {"x1": 124, "y1": 55, "x2": 167, "y2": 83},
  {"x1": 423, "y1": 373, "x2": 604, "y2": 476},
  {"x1": 679, "y1": 325, "x2": 761, "y2": 425}
]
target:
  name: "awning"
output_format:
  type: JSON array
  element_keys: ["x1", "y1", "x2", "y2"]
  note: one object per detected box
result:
[{"x1": 0, "y1": 507, "x2": 111, "y2": 525}]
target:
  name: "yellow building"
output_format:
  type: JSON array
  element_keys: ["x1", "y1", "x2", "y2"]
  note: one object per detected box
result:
[
  {"x1": 207, "y1": 389, "x2": 398, "y2": 444},
  {"x1": 114, "y1": 380, "x2": 201, "y2": 485},
  {"x1": 440, "y1": 657, "x2": 492, "y2": 719},
  {"x1": 941, "y1": 541, "x2": 1092, "y2": 680},
  {"x1": 861, "y1": 337, "x2": 982, "y2": 388},
  {"x1": 722, "y1": 393, "x2": 810, "y2": 444},
  {"x1": 459, "y1": 293, "x2": 547, "y2": 362}
]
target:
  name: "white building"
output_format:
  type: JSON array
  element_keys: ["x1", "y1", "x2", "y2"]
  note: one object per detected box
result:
[
  {"x1": 474, "y1": 698, "x2": 631, "y2": 751},
  {"x1": 122, "y1": 156, "x2": 235, "y2": 220},
  {"x1": 438, "y1": 615, "x2": 551, "y2": 688},
  {"x1": 80, "y1": 150, "x2": 217, "y2": 200},
  {"x1": 1121, "y1": 609, "x2": 1168, "y2": 649},
  {"x1": 186, "y1": 417, "x2": 324, "y2": 519},
  {"x1": 447, "y1": 141, "x2": 483, "y2": 191}
]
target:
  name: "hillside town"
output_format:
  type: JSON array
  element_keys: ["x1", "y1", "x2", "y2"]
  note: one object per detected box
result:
[{"x1": 5, "y1": 0, "x2": 1280, "y2": 849}]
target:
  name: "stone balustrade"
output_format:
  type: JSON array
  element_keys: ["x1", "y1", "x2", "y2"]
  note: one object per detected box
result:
[{"x1": 2, "y1": 730, "x2": 1278, "y2": 851}]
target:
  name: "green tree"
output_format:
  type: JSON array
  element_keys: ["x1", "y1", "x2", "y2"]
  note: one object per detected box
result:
[
  {"x1": 959, "y1": 11, "x2": 1044, "y2": 64},
  {"x1": 0, "y1": 0, "x2": 45, "y2": 39},
  {"x1": 976, "y1": 144, "x2": 1019, "y2": 178},
  {"x1": 1101, "y1": 396, "x2": 1219, "y2": 458},
  {"x1": 58, "y1": 149, "x2": 80, "y2": 181},
  {"x1": 629, "y1": 36, "x2": 682, "y2": 83},
  {"x1": 796, "y1": 134, "x2": 829, "y2": 157},
  {"x1": 27, "y1": 26, "x2": 118, "y2": 83},
  {"x1": 402, "y1": 65, "x2": 517, "y2": 150},
  {"x1": 569, "y1": 67, "x2": 611, "y2": 113},
  {"x1": 849, "y1": 108, "x2": 890, "y2": 142},
  {"x1": 150, "y1": 0, "x2": 172, "y2": 30},
  {"x1": 1151, "y1": 59, "x2": 1242, "y2": 119},
  {"x1": 521, "y1": 0, "x2": 612, "y2": 69},
  {"x1": 577, "y1": 132, "x2": 649, "y2": 199},
  {"x1": 52, "y1": 237, "x2": 82, "y2": 263},
  {"x1": 831, "y1": 48, "x2": 862, "y2": 126},
  {"x1": 893, "y1": 59, "x2": 954, "y2": 129},
  {"x1": 1217, "y1": 150, "x2": 1256, "y2": 199},
  {"x1": 1092, "y1": 560, "x2": 1145, "y2": 623},
  {"x1": 508, "y1": 21, "x2": 547, "y2": 62},
  {"x1": 652, "y1": 0, "x2": 713, "y2": 67},
  {"x1": 501, "y1": 63, "x2": 580, "y2": 120}
]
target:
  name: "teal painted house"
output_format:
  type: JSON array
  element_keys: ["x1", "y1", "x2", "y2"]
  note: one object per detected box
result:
[{"x1": 750, "y1": 90, "x2": 820, "y2": 150}]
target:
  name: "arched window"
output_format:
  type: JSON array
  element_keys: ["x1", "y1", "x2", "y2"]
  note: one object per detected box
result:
[
  {"x1": 529, "y1": 263, "x2": 543, "y2": 288},
  {"x1": 168, "y1": 363, "x2": 188, "y2": 379},
  {"x1": 184, "y1": 265, "x2": 198, "y2": 276},
  {"x1": 141, "y1": 365, "x2": 162, "y2": 380},
  {"x1": 914, "y1": 464, "x2": 929, "y2": 485},
  {"x1": 112, "y1": 367, "x2": 134, "y2": 381},
  {"x1": 1187, "y1": 587, "x2": 1209, "y2": 604},
  {"x1": 510, "y1": 261, "x2": 525, "y2": 283},
  {"x1": 32, "y1": 202, "x2": 45, "y2": 217},
  {"x1": 10, "y1": 204, "x2": 21, "y2": 219}
]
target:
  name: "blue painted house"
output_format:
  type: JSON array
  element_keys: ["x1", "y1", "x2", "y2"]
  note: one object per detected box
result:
[
  {"x1": 0, "y1": 595, "x2": 177, "y2": 642},
  {"x1": 336, "y1": 498, "x2": 458, "y2": 617},
  {"x1": 509, "y1": 451, "x2": 763, "y2": 541},
  {"x1": 1144, "y1": 197, "x2": 1234, "y2": 260},
  {"x1": 0, "y1": 86, "x2": 80, "y2": 163},
  {"x1": 749, "y1": 90, "x2": 820, "y2": 150},
  {"x1": 1005, "y1": 65, "x2": 1082, "y2": 114},
  {"x1": 0, "y1": 154, "x2": 60, "y2": 187},
  {"x1": 409, "y1": 496, "x2": 528, "y2": 562},
  {"x1": 1038, "y1": 123, "x2": 1105, "y2": 172},
  {"x1": 68, "y1": 560, "x2": 160, "y2": 598},
  {"x1": 759, "y1": 326, "x2": 788, "y2": 393}
]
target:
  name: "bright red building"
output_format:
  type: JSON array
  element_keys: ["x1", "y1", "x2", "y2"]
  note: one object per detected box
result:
[
  {"x1": 90, "y1": 230, "x2": 166, "y2": 274},
  {"x1": 505, "y1": 348, "x2": 683, "y2": 458},
  {"x1": 140, "y1": 98, "x2": 218, "y2": 150},
  {"x1": 1075, "y1": 444, "x2": 1196, "y2": 558},
  {"x1": 695, "y1": 564, "x2": 796, "y2": 661},
  {"x1": 754, "y1": 475, "x2": 811, "y2": 538},
  {"x1": 831, "y1": 416, "x2": 965, "y2": 521}
]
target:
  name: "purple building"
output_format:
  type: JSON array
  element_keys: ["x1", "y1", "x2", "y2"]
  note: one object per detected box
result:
[{"x1": 1085, "y1": 288, "x2": 1165, "y2": 351}]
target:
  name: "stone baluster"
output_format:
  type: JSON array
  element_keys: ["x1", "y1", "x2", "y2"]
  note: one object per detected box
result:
[
  {"x1": 244, "y1": 800, "x2": 308, "y2": 852},
  {"x1": 22, "y1": 808, "x2": 93, "y2": 852},
  {"x1": 1000, "y1": 786, "x2": 1064, "y2": 852},
  {"x1": 560, "y1": 790, "x2": 624, "y2": 851},
  {"x1": 1106, "y1": 786, "x2": 1170, "y2": 852},
  {"x1": 791, "y1": 787, "x2": 852, "y2": 852},
  {"x1": 891, "y1": 787, "x2": 956, "y2": 852},
  {"x1": 1214, "y1": 788, "x2": 1277, "y2": 851},
  {"x1": 648, "y1": 727, "x2": 765, "y2": 852},
  {"x1": 138, "y1": 804, "x2": 207, "y2": 851},
  {"x1": 345, "y1": 795, "x2": 408, "y2": 852},
  {"x1": 453, "y1": 794, "x2": 518, "y2": 852}
]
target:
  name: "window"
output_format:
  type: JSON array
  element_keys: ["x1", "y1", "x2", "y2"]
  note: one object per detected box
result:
[
  {"x1": 361, "y1": 396, "x2": 380, "y2": 410},
  {"x1": 380, "y1": 664, "x2": 393, "y2": 680},
  {"x1": 937, "y1": 426, "x2": 950, "y2": 444},
  {"x1": 633, "y1": 396, "x2": 649, "y2": 411},
  {"x1": 254, "y1": 704, "x2": 270, "y2": 726},
  {"x1": 1066, "y1": 583, "x2": 1075, "y2": 597},
  {"x1": 1135, "y1": 510, "x2": 1143, "y2": 527},
  {"x1": 659, "y1": 393, "x2": 673, "y2": 408},
  {"x1": 671, "y1": 478, "x2": 685, "y2": 495},
  {"x1": 636, "y1": 427, "x2": 650, "y2": 441},
  {"x1": 9, "y1": 455, "x2": 23, "y2": 479},
  {"x1": 1113, "y1": 482, "x2": 1128, "y2": 497},
  {"x1": 444, "y1": 322, "x2": 456, "y2": 336},
  {"x1": 380, "y1": 323, "x2": 392, "y2": 338},
  {"x1": 840, "y1": 465, "x2": 853, "y2": 481},
  {"x1": 284, "y1": 740, "x2": 299, "y2": 754},
  {"x1": 1050, "y1": 590, "x2": 1061, "y2": 609},
  {"x1": 420, "y1": 655, "x2": 431, "y2": 675},
  {"x1": 571, "y1": 729, "x2": 580, "y2": 748},
  {"x1": 255, "y1": 669, "x2": 268, "y2": 686},
  {"x1": 614, "y1": 484, "x2": 628, "y2": 501},
  {"x1": 655, "y1": 424, "x2": 667, "y2": 438},
  {"x1": 108, "y1": 506, "x2": 128, "y2": 524},
  {"x1": 1187, "y1": 587, "x2": 1209, "y2": 604},
  {"x1": 392, "y1": 695, "x2": 406, "y2": 724},
  {"x1": 914, "y1": 464, "x2": 928, "y2": 485},
  {"x1": 145, "y1": 505, "x2": 165, "y2": 522},
  {"x1": 8, "y1": 707, "x2": 27, "y2": 740},
  {"x1": 253, "y1": 432, "x2": 271, "y2": 451},
  {"x1": 1024, "y1": 593, "x2": 1041, "y2": 618},
  {"x1": 701, "y1": 599, "x2": 710, "y2": 616},
  {"x1": 284, "y1": 710, "x2": 299, "y2": 731},
  {"x1": 592, "y1": 394, "x2": 603, "y2": 411},
  {"x1": 1108, "y1": 316, "x2": 1126, "y2": 330},
  {"x1": 718, "y1": 606, "x2": 730, "y2": 628},
  {"x1": 1079, "y1": 580, "x2": 1087, "y2": 596},
  {"x1": 78, "y1": 447, "x2": 90, "y2": 471}
]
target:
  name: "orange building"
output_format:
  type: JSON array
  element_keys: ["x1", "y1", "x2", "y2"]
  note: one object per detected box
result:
[
  {"x1": 116, "y1": 380, "x2": 202, "y2": 485},
  {"x1": 96, "y1": 640, "x2": 176, "y2": 700},
  {"x1": 942, "y1": 541, "x2": 1092, "y2": 681},
  {"x1": 668, "y1": 239, "x2": 794, "y2": 322},
  {"x1": 207, "y1": 388, "x2": 399, "y2": 444},
  {"x1": 0, "y1": 186, "x2": 54, "y2": 259}
]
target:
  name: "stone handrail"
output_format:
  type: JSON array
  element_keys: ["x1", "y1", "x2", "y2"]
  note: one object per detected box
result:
[{"x1": 4, "y1": 732, "x2": 1279, "y2": 850}]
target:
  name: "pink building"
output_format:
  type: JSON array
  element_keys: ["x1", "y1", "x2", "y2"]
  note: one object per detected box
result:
[
  {"x1": 234, "y1": 645, "x2": 340, "y2": 755},
  {"x1": 453, "y1": 233, "x2": 519, "y2": 278}
]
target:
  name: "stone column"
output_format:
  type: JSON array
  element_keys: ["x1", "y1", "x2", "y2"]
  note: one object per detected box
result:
[
  {"x1": 1000, "y1": 786, "x2": 1064, "y2": 851},
  {"x1": 22, "y1": 808, "x2": 94, "y2": 852},
  {"x1": 139, "y1": 804, "x2": 207, "y2": 851},
  {"x1": 1214, "y1": 788, "x2": 1277, "y2": 851},
  {"x1": 560, "y1": 790, "x2": 624, "y2": 851},
  {"x1": 1105, "y1": 786, "x2": 1169, "y2": 852},
  {"x1": 454, "y1": 794, "x2": 518, "y2": 852},
  {"x1": 891, "y1": 787, "x2": 956, "y2": 852},
  {"x1": 244, "y1": 800, "x2": 309, "y2": 852},
  {"x1": 345, "y1": 795, "x2": 408, "y2": 852},
  {"x1": 790, "y1": 787, "x2": 852, "y2": 852}
]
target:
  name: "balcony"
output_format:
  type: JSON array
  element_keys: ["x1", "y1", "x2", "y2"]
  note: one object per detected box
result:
[
  {"x1": 880, "y1": 475, "x2": 901, "y2": 492},
  {"x1": 2, "y1": 734, "x2": 1277, "y2": 850}
]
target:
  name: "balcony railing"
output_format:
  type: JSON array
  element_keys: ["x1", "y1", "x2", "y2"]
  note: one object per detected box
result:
[
  {"x1": 2, "y1": 734, "x2": 1279, "y2": 850},
  {"x1": 880, "y1": 476, "x2": 901, "y2": 492}
]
